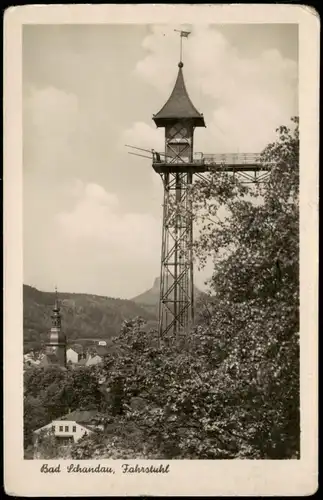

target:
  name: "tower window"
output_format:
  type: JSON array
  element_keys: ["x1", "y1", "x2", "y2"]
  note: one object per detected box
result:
[
  {"x1": 59, "y1": 426, "x2": 63, "y2": 432},
  {"x1": 65, "y1": 426, "x2": 69, "y2": 432},
  {"x1": 73, "y1": 426, "x2": 77, "y2": 432},
  {"x1": 52, "y1": 425, "x2": 55, "y2": 432}
]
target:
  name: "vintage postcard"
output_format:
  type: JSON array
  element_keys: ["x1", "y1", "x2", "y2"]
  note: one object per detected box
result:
[{"x1": 4, "y1": 4, "x2": 319, "y2": 497}]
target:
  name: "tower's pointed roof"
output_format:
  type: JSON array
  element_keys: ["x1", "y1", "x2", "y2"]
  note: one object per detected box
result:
[
  {"x1": 53, "y1": 286, "x2": 60, "y2": 312},
  {"x1": 153, "y1": 62, "x2": 205, "y2": 128},
  {"x1": 49, "y1": 287, "x2": 65, "y2": 340}
]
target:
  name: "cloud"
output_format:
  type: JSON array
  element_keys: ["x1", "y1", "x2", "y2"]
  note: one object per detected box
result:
[
  {"x1": 50, "y1": 181, "x2": 162, "y2": 297},
  {"x1": 23, "y1": 25, "x2": 298, "y2": 298},
  {"x1": 57, "y1": 180, "x2": 161, "y2": 254},
  {"x1": 122, "y1": 121, "x2": 164, "y2": 151},
  {"x1": 121, "y1": 121, "x2": 165, "y2": 199},
  {"x1": 23, "y1": 86, "x2": 81, "y2": 174},
  {"x1": 133, "y1": 24, "x2": 298, "y2": 153},
  {"x1": 23, "y1": 85, "x2": 116, "y2": 183},
  {"x1": 24, "y1": 86, "x2": 79, "y2": 135},
  {"x1": 23, "y1": 85, "x2": 164, "y2": 298}
]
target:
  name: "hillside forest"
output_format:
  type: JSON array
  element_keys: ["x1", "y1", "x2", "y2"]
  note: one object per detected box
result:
[{"x1": 23, "y1": 285, "x2": 158, "y2": 353}]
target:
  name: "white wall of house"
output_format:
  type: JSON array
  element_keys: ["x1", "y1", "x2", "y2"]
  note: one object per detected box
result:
[{"x1": 66, "y1": 348, "x2": 79, "y2": 364}]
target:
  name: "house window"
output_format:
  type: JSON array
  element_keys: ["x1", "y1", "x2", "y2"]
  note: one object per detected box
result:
[
  {"x1": 73, "y1": 426, "x2": 77, "y2": 432},
  {"x1": 52, "y1": 425, "x2": 55, "y2": 432},
  {"x1": 65, "y1": 426, "x2": 69, "y2": 432},
  {"x1": 59, "y1": 426, "x2": 63, "y2": 432}
]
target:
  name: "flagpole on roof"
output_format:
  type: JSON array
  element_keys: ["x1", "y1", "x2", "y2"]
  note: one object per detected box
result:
[{"x1": 174, "y1": 29, "x2": 191, "y2": 64}]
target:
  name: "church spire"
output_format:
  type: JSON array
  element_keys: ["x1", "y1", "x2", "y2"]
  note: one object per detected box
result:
[
  {"x1": 51, "y1": 286, "x2": 61, "y2": 329},
  {"x1": 44, "y1": 287, "x2": 66, "y2": 368}
]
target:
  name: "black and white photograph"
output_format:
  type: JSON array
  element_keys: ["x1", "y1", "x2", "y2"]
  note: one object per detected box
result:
[{"x1": 4, "y1": 4, "x2": 318, "y2": 497}]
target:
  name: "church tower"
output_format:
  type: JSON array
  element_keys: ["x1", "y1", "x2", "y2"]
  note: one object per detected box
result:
[{"x1": 45, "y1": 288, "x2": 66, "y2": 367}]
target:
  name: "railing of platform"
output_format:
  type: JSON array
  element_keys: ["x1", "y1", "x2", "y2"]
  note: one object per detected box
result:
[
  {"x1": 197, "y1": 153, "x2": 262, "y2": 165},
  {"x1": 153, "y1": 152, "x2": 263, "y2": 165}
]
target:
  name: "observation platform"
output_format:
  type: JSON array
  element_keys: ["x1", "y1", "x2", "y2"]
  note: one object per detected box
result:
[{"x1": 152, "y1": 152, "x2": 271, "y2": 174}]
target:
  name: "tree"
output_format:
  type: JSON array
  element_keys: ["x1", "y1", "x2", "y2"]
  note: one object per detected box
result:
[
  {"x1": 24, "y1": 395, "x2": 48, "y2": 449},
  {"x1": 192, "y1": 116, "x2": 299, "y2": 304},
  {"x1": 34, "y1": 428, "x2": 72, "y2": 459},
  {"x1": 61, "y1": 367, "x2": 104, "y2": 411},
  {"x1": 89, "y1": 118, "x2": 300, "y2": 459},
  {"x1": 191, "y1": 116, "x2": 300, "y2": 458}
]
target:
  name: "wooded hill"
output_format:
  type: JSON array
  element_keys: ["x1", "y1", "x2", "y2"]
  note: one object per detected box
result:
[{"x1": 23, "y1": 284, "x2": 158, "y2": 352}]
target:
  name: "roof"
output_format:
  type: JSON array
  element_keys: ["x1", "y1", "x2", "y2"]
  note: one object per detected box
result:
[
  {"x1": 95, "y1": 345, "x2": 109, "y2": 356},
  {"x1": 33, "y1": 418, "x2": 94, "y2": 437},
  {"x1": 39, "y1": 354, "x2": 67, "y2": 370},
  {"x1": 60, "y1": 410, "x2": 98, "y2": 423},
  {"x1": 153, "y1": 63, "x2": 205, "y2": 128},
  {"x1": 70, "y1": 344, "x2": 83, "y2": 354},
  {"x1": 33, "y1": 422, "x2": 53, "y2": 434},
  {"x1": 78, "y1": 423, "x2": 95, "y2": 433},
  {"x1": 66, "y1": 347, "x2": 83, "y2": 356},
  {"x1": 40, "y1": 353, "x2": 58, "y2": 366}
]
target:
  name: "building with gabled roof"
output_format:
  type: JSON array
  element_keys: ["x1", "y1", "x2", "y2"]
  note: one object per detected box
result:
[
  {"x1": 33, "y1": 409, "x2": 103, "y2": 449},
  {"x1": 94, "y1": 345, "x2": 109, "y2": 357}
]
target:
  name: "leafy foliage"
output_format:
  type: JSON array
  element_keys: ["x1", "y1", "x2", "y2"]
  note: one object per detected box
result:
[
  {"x1": 26, "y1": 118, "x2": 300, "y2": 460},
  {"x1": 33, "y1": 428, "x2": 73, "y2": 459},
  {"x1": 81, "y1": 118, "x2": 299, "y2": 460}
]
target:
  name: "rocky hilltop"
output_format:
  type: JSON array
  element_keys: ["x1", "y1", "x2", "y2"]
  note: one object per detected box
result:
[{"x1": 131, "y1": 276, "x2": 203, "y2": 315}]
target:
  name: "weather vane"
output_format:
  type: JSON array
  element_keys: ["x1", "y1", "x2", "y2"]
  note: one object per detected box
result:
[
  {"x1": 54, "y1": 284, "x2": 59, "y2": 307},
  {"x1": 174, "y1": 29, "x2": 191, "y2": 63}
]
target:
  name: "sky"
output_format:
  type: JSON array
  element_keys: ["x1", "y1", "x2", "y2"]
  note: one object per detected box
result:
[{"x1": 23, "y1": 23, "x2": 298, "y2": 299}]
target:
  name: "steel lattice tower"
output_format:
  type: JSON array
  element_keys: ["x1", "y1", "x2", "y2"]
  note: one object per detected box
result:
[
  {"x1": 150, "y1": 65, "x2": 270, "y2": 340},
  {"x1": 152, "y1": 61, "x2": 206, "y2": 339},
  {"x1": 127, "y1": 34, "x2": 271, "y2": 340}
]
